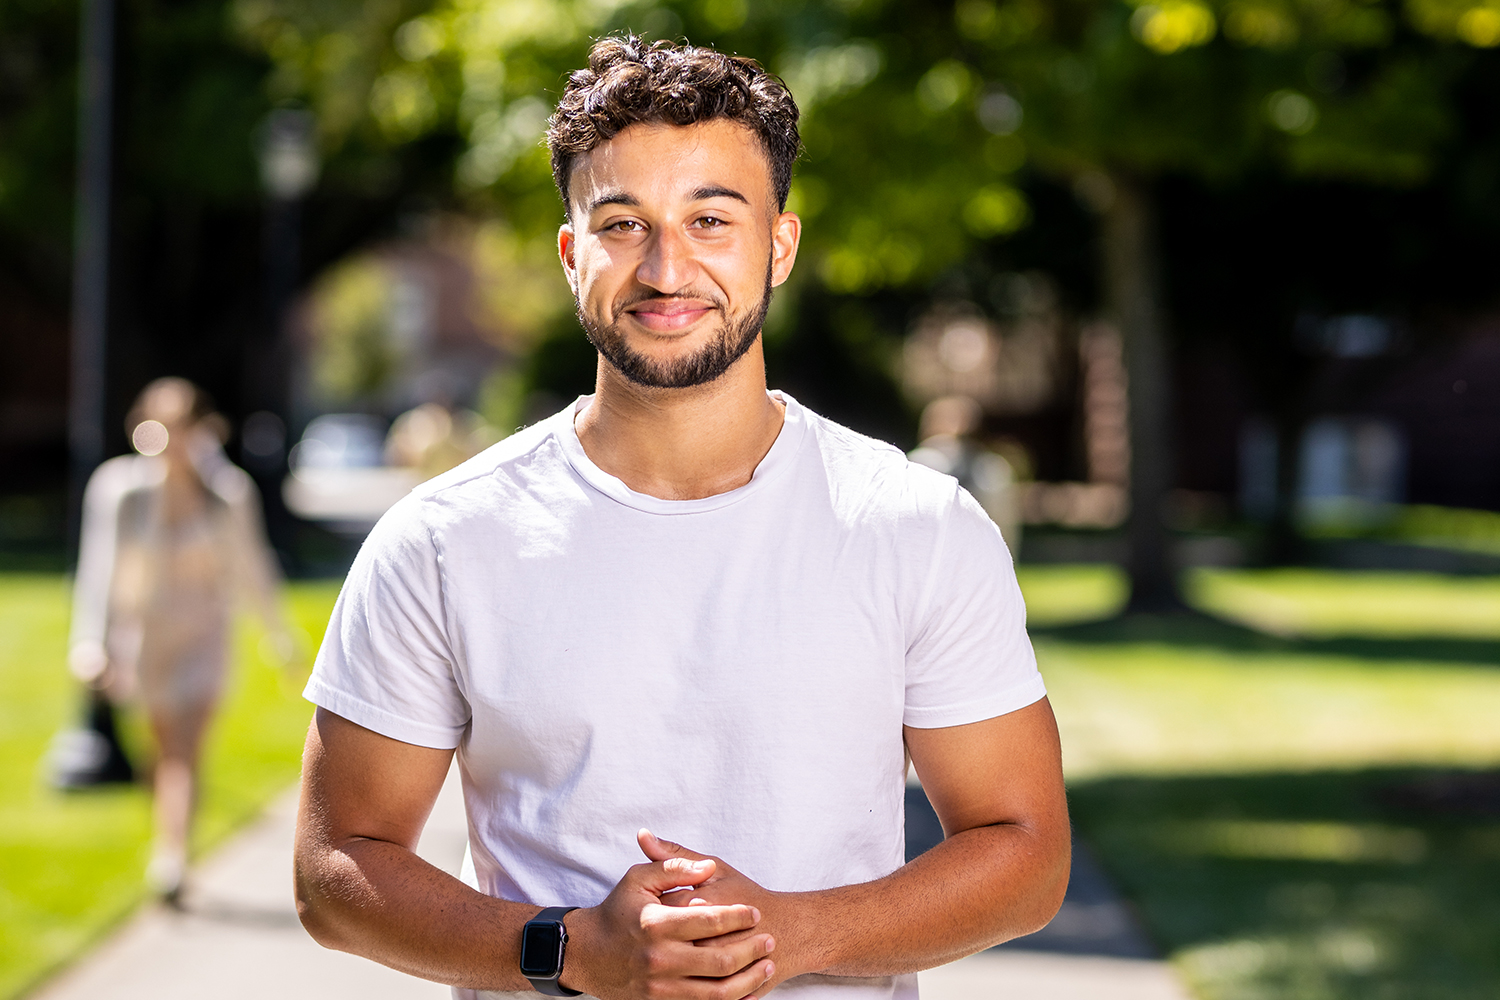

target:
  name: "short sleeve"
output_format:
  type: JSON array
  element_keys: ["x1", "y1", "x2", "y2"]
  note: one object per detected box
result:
[
  {"x1": 902, "y1": 483, "x2": 1045, "y2": 729},
  {"x1": 304, "y1": 498, "x2": 469, "y2": 749}
]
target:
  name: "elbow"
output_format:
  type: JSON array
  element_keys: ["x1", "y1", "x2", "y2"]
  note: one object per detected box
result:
[
  {"x1": 1013, "y1": 831, "x2": 1072, "y2": 938},
  {"x1": 294, "y1": 857, "x2": 354, "y2": 952},
  {"x1": 981, "y1": 824, "x2": 1070, "y2": 944}
]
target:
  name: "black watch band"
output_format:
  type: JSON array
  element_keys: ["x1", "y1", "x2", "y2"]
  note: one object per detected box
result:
[{"x1": 521, "y1": 905, "x2": 582, "y2": 997}]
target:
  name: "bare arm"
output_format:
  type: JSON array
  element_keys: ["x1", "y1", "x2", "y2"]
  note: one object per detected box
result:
[
  {"x1": 295, "y1": 708, "x2": 776, "y2": 997},
  {"x1": 655, "y1": 697, "x2": 1070, "y2": 987},
  {"x1": 68, "y1": 458, "x2": 129, "y2": 684}
]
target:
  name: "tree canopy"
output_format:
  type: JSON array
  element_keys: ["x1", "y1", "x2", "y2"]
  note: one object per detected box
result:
[{"x1": 228, "y1": 0, "x2": 1496, "y2": 295}]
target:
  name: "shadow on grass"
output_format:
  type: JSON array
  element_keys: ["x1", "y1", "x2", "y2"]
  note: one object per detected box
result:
[
  {"x1": 1068, "y1": 766, "x2": 1500, "y2": 1000},
  {"x1": 1033, "y1": 611, "x2": 1500, "y2": 667}
]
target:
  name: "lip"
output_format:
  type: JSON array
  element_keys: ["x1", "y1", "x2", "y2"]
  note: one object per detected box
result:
[{"x1": 624, "y1": 300, "x2": 717, "y2": 332}]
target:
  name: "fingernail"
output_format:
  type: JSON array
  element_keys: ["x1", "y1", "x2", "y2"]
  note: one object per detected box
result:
[
  {"x1": 765, "y1": 962, "x2": 775, "y2": 978},
  {"x1": 751, "y1": 907, "x2": 762, "y2": 922},
  {"x1": 690, "y1": 859, "x2": 711, "y2": 870},
  {"x1": 765, "y1": 936, "x2": 775, "y2": 952}
]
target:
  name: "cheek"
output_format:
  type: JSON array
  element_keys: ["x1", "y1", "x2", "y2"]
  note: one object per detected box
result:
[
  {"x1": 706, "y1": 242, "x2": 772, "y2": 296},
  {"x1": 577, "y1": 241, "x2": 633, "y2": 288}
]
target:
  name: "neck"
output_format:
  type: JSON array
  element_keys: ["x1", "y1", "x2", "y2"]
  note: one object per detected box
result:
[{"x1": 575, "y1": 339, "x2": 785, "y2": 500}]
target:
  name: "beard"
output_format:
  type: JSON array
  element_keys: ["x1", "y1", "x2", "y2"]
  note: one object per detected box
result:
[{"x1": 578, "y1": 260, "x2": 773, "y2": 390}]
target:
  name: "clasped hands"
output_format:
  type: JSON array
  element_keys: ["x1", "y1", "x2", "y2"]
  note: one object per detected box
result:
[{"x1": 560, "y1": 829, "x2": 799, "y2": 1000}]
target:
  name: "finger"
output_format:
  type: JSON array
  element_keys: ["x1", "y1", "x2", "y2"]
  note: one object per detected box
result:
[
  {"x1": 658, "y1": 891, "x2": 713, "y2": 908},
  {"x1": 692, "y1": 925, "x2": 762, "y2": 949},
  {"x1": 638, "y1": 828, "x2": 713, "y2": 864},
  {"x1": 669, "y1": 933, "x2": 775, "y2": 979},
  {"x1": 641, "y1": 902, "x2": 760, "y2": 941},
  {"x1": 690, "y1": 957, "x2": 774, "y2": 1000},
  {"x1": 626, "y1": 856, "x2": 717, "y2": 896},
  {"x1": 666, "y1": 941, "x2": 774, "y2": 983}
]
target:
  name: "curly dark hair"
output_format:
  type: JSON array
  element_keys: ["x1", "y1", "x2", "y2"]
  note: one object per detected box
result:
[{"x1": 547, "y1": 35, "x2": 800, "y2": 214}]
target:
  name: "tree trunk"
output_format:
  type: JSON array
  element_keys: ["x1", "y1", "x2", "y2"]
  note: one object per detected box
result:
[{"x1": 1100, "y1": 173, "x2": 1180, "y2": 612}]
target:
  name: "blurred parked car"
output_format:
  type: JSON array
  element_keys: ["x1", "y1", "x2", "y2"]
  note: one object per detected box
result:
[{"x1": 282, "y1": 414, "x2": 421, "y2": 532}]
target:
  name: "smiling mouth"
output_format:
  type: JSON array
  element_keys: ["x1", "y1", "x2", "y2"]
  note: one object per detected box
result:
[{"x1": 623, "y1": 298, "x2": 719, "y2": 333}]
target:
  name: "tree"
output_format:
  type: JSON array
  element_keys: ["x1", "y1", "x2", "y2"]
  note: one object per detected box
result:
[
  {"x1": 960, "y1": 0, "x2": 1482, "y2": 607},
  {"x1": 231, "y1": 0, "x2": 1499, "y2": 602}
]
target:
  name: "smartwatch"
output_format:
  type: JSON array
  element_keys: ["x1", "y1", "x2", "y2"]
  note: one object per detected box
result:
[{"x1": 520, "y1": 906, "x2": 582, "y2": 996}]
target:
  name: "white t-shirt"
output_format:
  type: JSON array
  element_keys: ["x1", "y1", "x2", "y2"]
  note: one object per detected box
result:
[{"x1": 306, "y1": 393, "x2": 1045, "y2": 1000}]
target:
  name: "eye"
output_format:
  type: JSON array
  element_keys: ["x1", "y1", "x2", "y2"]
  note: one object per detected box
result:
[
  {"x1": 694, "y1": 215, "x2": 728, "y2": 229},
  {"x1": 606, "y1": 219, "x2": 643, "y2": 233}
]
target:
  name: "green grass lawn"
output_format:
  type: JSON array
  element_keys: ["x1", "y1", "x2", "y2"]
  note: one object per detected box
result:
[
  {"x1": 1018, "y1": 564, "x2": 1500, "y2": 1000},
  {"x1": 0, "y1": 576, "x2": 341, "y2": 1000}
]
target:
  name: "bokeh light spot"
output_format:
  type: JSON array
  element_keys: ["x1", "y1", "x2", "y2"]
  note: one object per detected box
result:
[
  {"x1": 132, "y1": 420, "x2": 170, "y2": 457},
  {"x1": 1268, "y1": 89, "x2": 1318, "y2": 134},
  {"x1": 1131, "y1": 1, "x2": 1217, "y2": 54},
  {"x1": 1458, "y1": 6, "x2": 1500, "y2": 46}
]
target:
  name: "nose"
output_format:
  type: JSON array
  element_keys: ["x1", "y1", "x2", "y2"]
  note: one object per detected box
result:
[{"x1": 635, "y1": 226, "x2": 698, "y2": 294}]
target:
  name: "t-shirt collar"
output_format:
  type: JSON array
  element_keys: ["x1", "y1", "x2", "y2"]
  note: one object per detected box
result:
[{"x1": 558, "y1": 390, "x2": 807, "y2": 514}]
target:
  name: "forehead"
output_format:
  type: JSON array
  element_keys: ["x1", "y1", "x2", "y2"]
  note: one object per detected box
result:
[{"x1": 569, "y1": 119, "x2": 773, "y2": 211}]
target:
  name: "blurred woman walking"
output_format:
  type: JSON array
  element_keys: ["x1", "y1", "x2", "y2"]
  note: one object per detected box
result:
[{"x1": 69, "y1": 378, "x2": 296, "y2": 904}]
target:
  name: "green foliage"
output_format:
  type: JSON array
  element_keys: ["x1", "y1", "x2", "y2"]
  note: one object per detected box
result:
[
  {"x1": 0, "y1": 576, "x2": 340, "y2": 1000},
  {"x1": 227, "y1": 0, "x2": 1496, "y2": 304},
  {"x1": 306, "y1": 255, "x2": 400, "y2": 402},
  {"x1": 231, "y1": 0, "x2": 1036, "y2": 293},
  {"x1": 0, "y1": 0, "x2": 89, "y2": 271},
  {"x1": 0, "y1": 0, "x2": 273, "y2": 277}
]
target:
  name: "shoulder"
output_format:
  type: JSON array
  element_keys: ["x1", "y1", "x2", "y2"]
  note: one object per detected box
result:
[
  {"x1": 799, "y1": 406, "x2": 964, "y2": 522},
  {"x1": 367, "y1": 410, "x2": 571, "y2": 547},
  {"x1": 200, "y1": 455, "x2": 259, "y2": 507},
  {"x1": 85, "y1": 454, "x2": 159, "y2": 504},
  {"x1": 409, "y1": 413, "x2": 566, "y2": 508}
]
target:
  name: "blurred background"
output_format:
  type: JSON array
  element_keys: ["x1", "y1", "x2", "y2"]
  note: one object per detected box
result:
[{"x1": 2, "y1": 0, "x2": 1499, "y2": 998}]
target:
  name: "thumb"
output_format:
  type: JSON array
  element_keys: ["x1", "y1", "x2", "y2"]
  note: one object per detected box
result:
[
  {"x1": 628, "y1": 842, "x2": 716, "y2": 897},
  {"x1": 638, "y1": 828, "x2": 712, "y2": 864}
]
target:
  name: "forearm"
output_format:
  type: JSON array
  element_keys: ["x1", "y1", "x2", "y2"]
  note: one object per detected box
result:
[
  {"x1": 295, "y1": 835, "x2": 540, "y2": 992},
  {"x1": 790, "y1": 820, "x2": 1069, "y2": 978}
]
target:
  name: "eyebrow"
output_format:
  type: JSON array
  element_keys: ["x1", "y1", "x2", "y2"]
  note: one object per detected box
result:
[
  {"x1": 691, "y1": 185, "x2": 750, "y2": 205},
  {"x1": 585, "y1": 185, "x2": 751, "y2": 215},
  {"x1": 586, "y1": 191, "x2": 639, "y2": 214}
]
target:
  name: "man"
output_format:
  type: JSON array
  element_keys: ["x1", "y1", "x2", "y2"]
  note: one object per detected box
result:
[{"x1": 295, "y1": 35, "x2": 1069, "y2": 1000}]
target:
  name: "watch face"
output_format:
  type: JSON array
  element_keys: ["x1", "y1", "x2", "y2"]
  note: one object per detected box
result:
[{"x1": 520, "y1": 921, "x2": 565, "y2": 979}]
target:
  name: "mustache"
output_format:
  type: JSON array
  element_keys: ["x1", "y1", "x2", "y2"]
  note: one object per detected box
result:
[{"x1": 614, "y1": 289, "x2": 728, "y2": 312}]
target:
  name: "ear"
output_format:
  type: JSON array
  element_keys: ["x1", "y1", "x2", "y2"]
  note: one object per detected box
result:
[
  {"x1": 558, "y1": 222, "x2": 578, "y2": 294},
  {"x1": 770, "y1": 211, "x2": 801, "y2": 288}
]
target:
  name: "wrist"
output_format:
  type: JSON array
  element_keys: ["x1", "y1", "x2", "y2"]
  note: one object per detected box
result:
[
  {"x1": 555, "y1": 905, "x2": 597, "y2": 996},
  {"x1": 779, "y1": 890, "x2": 835, "y2": 979},
  {"x1": 521, "y1": 906, "x2": 583, "y2": 997}
]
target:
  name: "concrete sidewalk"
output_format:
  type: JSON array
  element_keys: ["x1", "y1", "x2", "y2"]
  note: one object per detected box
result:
[{"x1": 31, "y1": 774, "x2": 1193, "y2": 1000}]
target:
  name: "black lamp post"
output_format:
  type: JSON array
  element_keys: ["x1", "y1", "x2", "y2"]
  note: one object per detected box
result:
[
  {"x1": 67, "y1": 0, "x2": 115, "y2": 557},
  {"x1": 246, "y1": 108, "x2": 319, "y2": 563}
]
